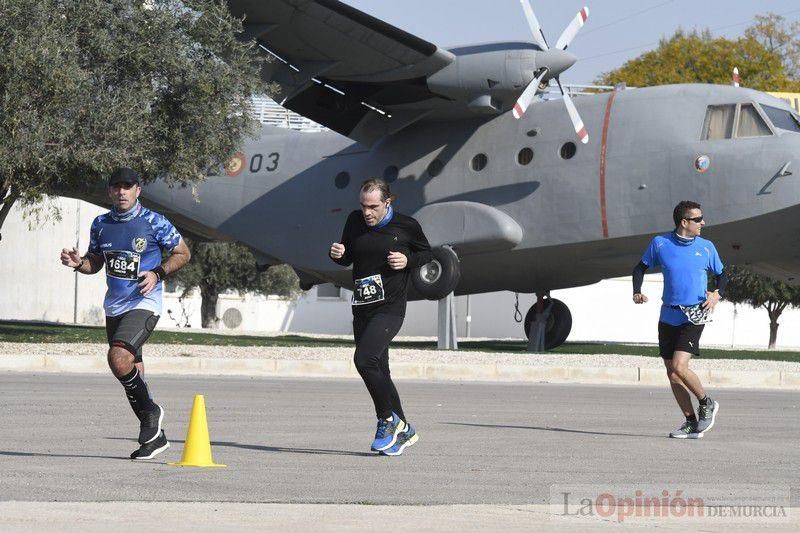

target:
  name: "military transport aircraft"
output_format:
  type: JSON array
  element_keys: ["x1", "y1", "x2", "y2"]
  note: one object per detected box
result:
[{"x1": 83, "y1": 0, "x2": 800, "y2": 348}]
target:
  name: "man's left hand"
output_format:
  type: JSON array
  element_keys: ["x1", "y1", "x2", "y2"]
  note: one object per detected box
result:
[
  {"x1": 702, "y1": 290, "x2": 720, "y2": 312},
  {"x1": 137, "y1": 271, "x2": 159, "y2": 296},
  {"x1": 387, "y1": 251, "x2": 408, "y2": 270}
]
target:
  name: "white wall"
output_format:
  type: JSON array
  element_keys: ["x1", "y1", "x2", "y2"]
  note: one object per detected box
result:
[{"x1": 1, "y1": 197, "x2": 797, "y2": 349}]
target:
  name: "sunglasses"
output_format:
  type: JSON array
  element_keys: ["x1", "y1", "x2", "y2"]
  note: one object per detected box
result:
[{"x1": 684, "y1": 216, "x2": 703, "y2": 223}]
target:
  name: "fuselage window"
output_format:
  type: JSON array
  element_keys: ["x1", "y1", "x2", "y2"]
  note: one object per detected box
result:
[
  {"x1": 701, "y1": 104, "x2": 735, "y2": 140},
  {"x1": 518, "y1": 148, "x2": 534, "y2": 165},
  {"x1": 427, "y1": 159, "x2": 444, "y2": 177},
  {"x1": 560, "y1": 142, "x2": 576, "y2": 160},
  {"x1": 383, "y1": 165, "x2": 399, "y2": 183},
  {"x1": 471, "y1": 153, "x2": 488, "y2": 171},
  {"x1": 335, "y1": 171, "x2": 350, "y2": 189},
  {"x1": 762, "y1": 104, "x2": 800, "y2": 133},
  {"x1": 736, "y1": 104, "x2": 772, "y2": 138}
]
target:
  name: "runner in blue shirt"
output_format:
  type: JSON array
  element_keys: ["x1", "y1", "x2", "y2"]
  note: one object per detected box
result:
[
  {"x1": 632, "y1": 201, "x2": 727, "y2": 439},
  {"x1": 60, "y1": 168, "x2": 191, "y2": 460}
]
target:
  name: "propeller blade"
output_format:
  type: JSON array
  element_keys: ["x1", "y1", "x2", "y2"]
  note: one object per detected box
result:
[
  {"x1": 732, "y1": 67, "x2": 740, "y2": 87},
  {"x1": 520, "y1": 0, "x2": 549, "y2": 50},
  {"x1": 512, "y1": 68, "x2": 549, "y2": 120},
  {"x1": 556, "y1": 78, "x2": 588, "y2": 144},
  {"x1": 555, "y1": 7, "x2": 589, "y2": 50}
]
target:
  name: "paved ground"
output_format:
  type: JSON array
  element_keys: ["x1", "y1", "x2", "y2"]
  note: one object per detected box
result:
[{"x1": 1, "y1": 373, "x2": 798, "y2": 529}]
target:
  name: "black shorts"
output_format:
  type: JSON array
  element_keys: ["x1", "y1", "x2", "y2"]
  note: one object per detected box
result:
[
  {"x1": 105, "y1": 309, "x2": 159, "y2": 362},
  {"x1": 658, "y1": 321, "x2": 704, "y2": 359}
]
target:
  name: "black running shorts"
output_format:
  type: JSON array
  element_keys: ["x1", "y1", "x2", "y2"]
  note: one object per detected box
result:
[
  {"x1": 658, "y1": 321, "x2": 704, "y2": 359},
  {"x1": 105, "y1": 309, "x2": 159, "y2": 362}
]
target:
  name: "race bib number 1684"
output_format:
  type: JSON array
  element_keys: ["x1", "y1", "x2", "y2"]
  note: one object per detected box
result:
[{"x1": 103, "y1": 250, "x2": 141, "y2": 280}]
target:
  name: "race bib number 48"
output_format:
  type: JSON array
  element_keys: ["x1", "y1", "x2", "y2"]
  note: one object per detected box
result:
[
  {"x1": 353, "y1": 274, "x2": 385, "y2": 306},
  {"x1": 103, "y1": 250, "x2": 141, "y2": 280}
]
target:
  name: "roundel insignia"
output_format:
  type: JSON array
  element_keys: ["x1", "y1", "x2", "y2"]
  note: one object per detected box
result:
[
  {"x1": 132, "y1": 237, "x2": 147, "y2": 253},
  {"x1": 226, "y1": 152, "x2": 246, "y2": 176},
  {"x1": 694, "y1": 155, "x2": 710, "y2": 173}
]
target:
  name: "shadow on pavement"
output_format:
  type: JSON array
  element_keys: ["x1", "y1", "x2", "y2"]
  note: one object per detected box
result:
[
  {"x1": 107, "y1": 437, "x2": 376, "y2": 457},
  {"x1": 442, "y1": 421, "x2": 657, "y2": 439}
]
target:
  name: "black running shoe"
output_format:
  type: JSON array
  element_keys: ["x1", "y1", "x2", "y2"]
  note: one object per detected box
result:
[
  {"x1": 130, "y1": 431, "x2": 170, "y2": 460},
  {"x1": 139, "y1": 404, "x2": 164, "y2": 445}
]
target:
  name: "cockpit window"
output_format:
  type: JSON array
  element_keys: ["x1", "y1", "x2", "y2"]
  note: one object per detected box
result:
[
  {"x1": 702, "y1": 105, "x2": 735, "y2": 140},
  {"x1": 736, "y1": 104, "x2": 771, "y2": 138},
  {"x1": 762, "y1": 105, "x2": 800, "y2": 133}
]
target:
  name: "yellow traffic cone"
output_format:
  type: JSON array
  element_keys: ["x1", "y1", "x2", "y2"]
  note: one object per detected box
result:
[{"x1": 168, "y1": 394, "x2": 226, "y2": 468}]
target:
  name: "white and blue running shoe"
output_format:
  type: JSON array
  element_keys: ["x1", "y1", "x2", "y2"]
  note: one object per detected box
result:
[
  {"x1": 381, "y1": 424, "x2": 418, "y2": 456},
  {"x1": 370, "y1": 413, "x2": 406, "y2": 451}
]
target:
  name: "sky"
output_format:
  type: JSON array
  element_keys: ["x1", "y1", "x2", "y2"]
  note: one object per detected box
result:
[{"x1": 342, "y1": 0, "x2": 800, "y2": 84}]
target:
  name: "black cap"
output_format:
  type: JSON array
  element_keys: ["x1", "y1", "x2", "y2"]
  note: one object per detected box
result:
[{"x1": 108, "y1": 167, "x2": 140, "y2": 186}]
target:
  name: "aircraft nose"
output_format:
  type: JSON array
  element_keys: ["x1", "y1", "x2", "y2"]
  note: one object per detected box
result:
[{"x1": 540, "y1": 49, "x2": 577, "y2": 78}]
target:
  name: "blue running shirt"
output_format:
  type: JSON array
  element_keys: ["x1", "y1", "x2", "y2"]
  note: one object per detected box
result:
[
  {"x1": 88, "y1": 206, "x2": 182, "y2": 317},
  {"x1": 641, "y1": 233, "x2": 724, "y2": 326}
]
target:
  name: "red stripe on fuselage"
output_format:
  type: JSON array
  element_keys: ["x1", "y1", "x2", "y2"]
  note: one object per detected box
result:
[{"x1": 599, "y1": 91, "x2": 617, "y2": 238}]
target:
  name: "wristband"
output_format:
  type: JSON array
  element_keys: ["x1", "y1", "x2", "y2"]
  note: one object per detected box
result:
[
  {"x1": 73, "y1": 258, "x2": 85, "y2": 272},
  {"x1": 153, "y1": 265, "x2": 167, "y2": 281}
]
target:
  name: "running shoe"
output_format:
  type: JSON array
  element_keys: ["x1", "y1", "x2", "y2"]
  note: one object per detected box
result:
[
  {"x1": 381, "y1": 424, "x2": 418, "y2": 456},
  {"x1": 130, "y1": 431, "x2": 170, "y2": 460},
  {"x1": 139, "y1": 404, "x2": 164, "y2": 445},
  {"x1": 669, "y1": 421, "x2": 702, "y2": 439},
  {"x1": 370, "y1": 413, "x2": 405, "y2": 451},
  {"x1": 696, "y1": 398, "x2": 719, "y2": 435}
]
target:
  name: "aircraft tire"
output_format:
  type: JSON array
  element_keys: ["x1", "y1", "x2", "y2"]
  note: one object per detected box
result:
[
  {"x1": 523, "y1": 298, "x2": 572, "y2": 350},
  {"x1": 411, "y1": 246, "x2": 461, "y2": 300}
]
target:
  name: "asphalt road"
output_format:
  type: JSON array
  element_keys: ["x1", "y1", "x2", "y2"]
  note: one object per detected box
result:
[{"x1": 1, "y1": 372, "x2": 798, "y2": 507}]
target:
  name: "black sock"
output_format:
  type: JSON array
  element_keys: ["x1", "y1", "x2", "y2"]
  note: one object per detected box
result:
[
  {"x1": 686, "y1": 414, "x2": 698, "y2": 424},
  {"x1": 699, "y1": 395, "x2": 709, "y2": 406},
  {"x1": 118, "y1": 368, "x2": 157, "y2": 418}
]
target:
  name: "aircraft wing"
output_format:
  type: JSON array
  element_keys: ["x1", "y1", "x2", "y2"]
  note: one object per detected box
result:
[{"x1": 228, "y1": 0, "x2": 456, "y2": 145}]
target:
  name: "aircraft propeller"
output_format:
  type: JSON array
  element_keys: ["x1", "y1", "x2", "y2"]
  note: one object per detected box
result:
[{"x1": 512, "y1": 2, "x2": 589, "y2": 145}]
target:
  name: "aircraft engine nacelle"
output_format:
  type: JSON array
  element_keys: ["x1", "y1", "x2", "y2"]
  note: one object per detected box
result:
[{"x1": 426, "y1": 48, "x2": 539, "y2": 114}]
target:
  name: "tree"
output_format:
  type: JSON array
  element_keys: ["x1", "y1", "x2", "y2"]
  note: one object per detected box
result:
[
  {"x1": 0, "y1": 0, "x2": 263, "y2": 238},
  {"x1": 745, "y1": 13, "x2": 800, "y2": 80},
  {"x1": 723, "y1": 266, "x2": 800, "y2": 349},
  {"x1": 598, "y1": 29, "x2": 800, "y2": 91},
  {"x1": 169, "y1": 240, "x2": 300, "y2": 328}
]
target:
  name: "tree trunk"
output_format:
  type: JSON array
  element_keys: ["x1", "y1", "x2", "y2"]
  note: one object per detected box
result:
[
  {"x1": 768, "y1": 320, "x2": 779, "y2": 349},
  {"x1": 0, "y1": 182, "x2": 18, "y2": 241},
  {"x1": 200, "y1": 286, "x2": 219, "y2": 329},
  {"x1": 765, "y1": 302, "x2": 786, "y2": 350}
]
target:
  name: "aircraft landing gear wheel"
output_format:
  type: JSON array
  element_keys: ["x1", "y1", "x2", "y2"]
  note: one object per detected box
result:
[
  {"x1": 412, "y1": 246, "x2": 461, "y2": 300},
  {"x1": 523, "y1": 298, "x2": 572, "y2": 350}
]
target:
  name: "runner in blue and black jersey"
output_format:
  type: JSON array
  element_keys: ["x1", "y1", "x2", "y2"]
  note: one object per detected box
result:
[
  {"x1": 60, "y1": 168, "x2": 191, "y2": 460},
  {"x1": 632, "y1": 201, "x2": 727, "y2": 439}
]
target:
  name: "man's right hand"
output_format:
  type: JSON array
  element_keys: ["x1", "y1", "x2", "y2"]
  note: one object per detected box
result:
[
  {"x1": 632, "y1": 293, "x2": 648, "y2": 304},
  {"x1": 330, "y1": 242, "x2": 345, "y2": 259},
  {"x1": 60, "y1": 247, "x2": 81, "y2": 269}
]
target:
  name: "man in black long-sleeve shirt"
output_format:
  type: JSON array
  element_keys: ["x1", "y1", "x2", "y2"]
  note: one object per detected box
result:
[{"x1": 330, "y1": 178, "x2": 433, "y2": 456}]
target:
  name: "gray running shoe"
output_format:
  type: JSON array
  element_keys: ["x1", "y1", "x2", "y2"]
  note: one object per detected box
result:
[
  {"x1": 669, "y1": 421, "x2": 702, "y2": 439},
  {"x1": 696, "y1": 399, "x2": 719, "y2": 434}
]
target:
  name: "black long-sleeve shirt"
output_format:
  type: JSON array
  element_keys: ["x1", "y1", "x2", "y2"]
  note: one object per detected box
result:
[{"x1": 331, "y1": 209, "x2": 433, "y2": 317}]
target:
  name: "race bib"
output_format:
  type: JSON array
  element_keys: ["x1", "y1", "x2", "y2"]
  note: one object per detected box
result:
[
  {"x1": 352, "y1": 274, "x2": 385, "y2": 306},
  {"x1": 103, "y1": 250, "x2": 141, "y2": 280},
  {"x1": 679, "y1": 303, "x2": 712, "y2": 325}
]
